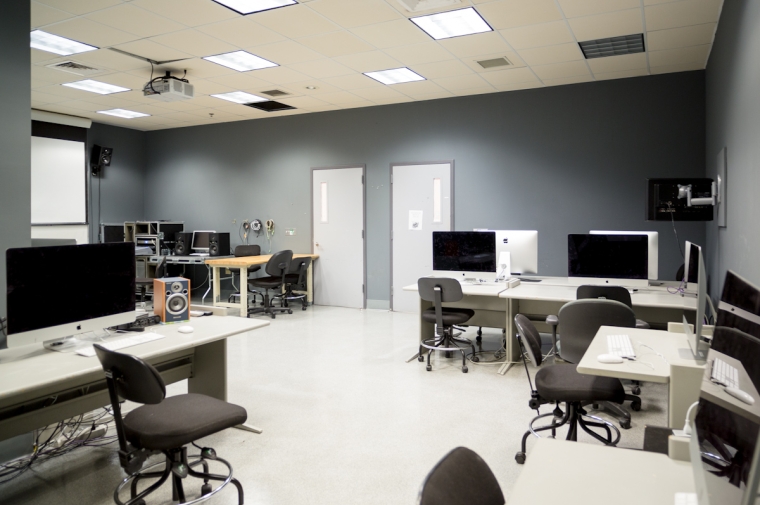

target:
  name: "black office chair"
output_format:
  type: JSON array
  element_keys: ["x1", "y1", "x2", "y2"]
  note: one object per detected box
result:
[
  {"x1": 248, "y1": 250, "x2": 292, "y2": 319},
  {"x1": 513, "y1": 314, "x2": 622, "y2": 464},
  {"x1": 418, "y1": 447, "x2": 505, "y2": 505},
  {"x1": 273, "y1": 256, "x2": 311, "y2": 311},
  {"x1": 417, "y1": 277, "x2": 478, "y2": 373},
  {"x1": 135, "y1": 257, "x2": 166, "y2": 303},
  {"x1": 576, "y1": 285, "x2": 650, "y2": 329},
  {"x1": 228, "y1": 245, "x2": 263, "y2": 306},
  {"x1": 94, "y1": 344, "x2": 246, "y2": 505}
]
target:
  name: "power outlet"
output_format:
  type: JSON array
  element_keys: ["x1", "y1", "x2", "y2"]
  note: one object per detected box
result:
[{"x1": 285, "y1": 228, "x2": 295, "y2": 236}]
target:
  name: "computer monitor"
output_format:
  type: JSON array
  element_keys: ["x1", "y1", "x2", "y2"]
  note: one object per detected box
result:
[
  {"x1": 567, "y1": 234, "x2": 649, "y2": 287},
  {"x1": 473, "y1": 230, "x2": 538, "y2": 276},
  {"x1": 191, "y1": 230, "x2": 215, "y2": 253},
  {"x1": 432, "y1": 231, "x2": 496, "y2": 282},
  {"x1": 589, "y1": 231, "x2": 658, "y2": 280},
  {"x1": 682, "y1": 241, "x2": 714, "y2": 360},
  {"x1": 684, "y1": 240, "x2": 702, "y2": 289},
  {"x1": 5, "y1": 243, "x2": 136, "y2": 348}
]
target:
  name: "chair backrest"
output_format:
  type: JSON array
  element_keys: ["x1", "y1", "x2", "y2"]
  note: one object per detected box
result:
[
  {"x1": 265, "y1": 249, "x2": 293, "y2": 277},
  {"x1": 235, "y1": 244, "x2": 260, "y2": 257},
  {"x1": 155, "y1": 256, "x2": 167, "y2": 278},
  {"x1": 514, "y1": 314, "x2": 543, "y2": 368},
  {"x1": 94, "y1": 344, "x2": 166, "y2": 405},
  {"x1": 417, "y1": 277, "x2": 464, "y2": 304},
  {"x1": 557, "y1": 299, "x2": 636, "y2": 363},
  {"x1": 288, "y1": 257, "x2": 312, "y2": 287},
  {"x1": 576, "y1": 285, "x2": 633, "y2": 308},
  {"x1": 418, "y1": 447, "x2": 505, "y2": 505}
]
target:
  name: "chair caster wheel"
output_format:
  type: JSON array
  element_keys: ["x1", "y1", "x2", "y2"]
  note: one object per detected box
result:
[
  {"x1": 494, "y1": 353, "x2": 502, "y2": 360},
  {"x1": 620, "y1": 419, "x2": 631, "y2": 429},
  {"x1": 271, "y1": 314, "x2": 276, "y2": 319},
  {"x1": 426, "y1": 365, "x2": 432, "y2": 371},
  {"x1": 201, "y1": 483, "x2": 212, "y2": 496},
  {"x1": 417, "y1": 356, "x2": 424, "y2": 362},
  {"x1": 302, "y1": 306, "x2": 307, "y2": 311},
  {"x1": 133, "y1": 500, "x2": 146, "y2": 505},
  {"x1": 515, "y1": 452, "x2": 526, "y2": 464},
  {"x1": 471, "y1": 356, "x2": 479, "y2": 362},
  {"x1": 632, "y1": 386, "x2": 641, "y2": 395},
  {"x1": 462, "y1": 366, "x2": 468, "y2": 373},
  {"x1": 288, "y1": 309, "x2": 293, "y2": 314},
  {"x1": 631, "y1": 400, "x2": 642, "y2": 412}
]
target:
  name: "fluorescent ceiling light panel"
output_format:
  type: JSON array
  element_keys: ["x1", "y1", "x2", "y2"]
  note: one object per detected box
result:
[
  {"x1": 212, "y1": 0, "x2": 297, "y2": 15},
  {"x1": 97, "y1": 109, "x2": 150, "y2": 119},
  {"x1": 203, "y1": 50, "x2": 278, "y2": 72},
  {"x1": 30, "y1": 30, "x2": 98, "y2": 56},
  {"x1": 410, "y1": 7, "x2": 492, "y2": 40},
  {"x1": 211, "y1": 91, "x2": 269, "y2": 104},
  {"x1": 62, "y1": 79, "x2": 130, "y2": 95},
  {"x1": 364, "y1": 67, "x2": 425, "y2": 85}
]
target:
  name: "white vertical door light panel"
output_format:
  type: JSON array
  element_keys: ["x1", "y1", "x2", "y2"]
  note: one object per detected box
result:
[
  {"x1": 392, "y1": 163, "x2": 452, "y2": 312},
  {"x1": 312, "y1": 167, "x2": 365, "y2": 309}
]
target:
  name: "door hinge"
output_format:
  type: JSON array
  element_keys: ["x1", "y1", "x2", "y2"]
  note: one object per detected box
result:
[
  {"x1": 362, "y1": 175, "x2": 364, "y2": 184},
  {"x1": 390, "y1": 174, "x2": 393, "y2": 183},
  {"x1": 362, "y1": 230, "x2": 365, "y2": 239},
  {"x1": 363, "y1": 284, "x2": 365, "y2": 294}
]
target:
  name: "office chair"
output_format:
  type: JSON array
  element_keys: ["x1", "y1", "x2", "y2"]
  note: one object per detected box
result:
[
  {"x1": 513, "y1": 314, "x2": 622, "y2": 464},
  {"x1": 228, "y1": 245, "x2": 263, "y2": 306},
  {"x1": 272, "y1": 256, "x2": 311, "y2": 311},
  {"x1": 94, "y1": 344, "x2": 246, "y2": 505},
  {"x1": 135, "y1": 257, "x2": 166, "y2": 303},
  {"x1": 248, "y1": 249, "x2": 293, "y2": 319},
  {"x1": 418, "y1": 447, "x2": 504, "y2": 505},
  {"x1": 417, "y1": 277, "x2": 478, "y2": 373}
]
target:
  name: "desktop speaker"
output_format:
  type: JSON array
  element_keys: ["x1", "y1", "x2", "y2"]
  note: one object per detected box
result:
[
  {"x1": 208, "y1": 232, "x2": 230, "y2": 257},
  {"x1": 154, "y1": 277, "x2": 190, "y2": 323},
  {"x1": 174, "y1": 232, "x2": 194, "y2": 256}
]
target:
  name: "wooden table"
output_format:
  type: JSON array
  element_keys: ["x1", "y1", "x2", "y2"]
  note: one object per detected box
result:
[{"x1": 205, "y1": 254, "x2": 319, "y2": 314}]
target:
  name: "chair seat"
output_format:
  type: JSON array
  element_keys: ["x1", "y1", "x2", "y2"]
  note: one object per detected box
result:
[
  {"x1": 535, "y1": 364, "x2": 625, "y2": 404},
  {"x1": 421, "y1": 307, "x2": 475, "y2": 326},
  {"x1": 246, "y1": 265, "x2": 261, "y2": 275},
  {"x1": 284, "y1": 274, "x2": 300, "y2": 284},
  {"x1": 249, "y1": 276, "x2": 282, "y2": 289},
  {"x1": 123, "y1": 394, "x2": 247, "y2": 451}
]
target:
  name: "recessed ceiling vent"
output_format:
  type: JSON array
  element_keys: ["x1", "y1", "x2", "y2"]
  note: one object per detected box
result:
[
  {"x1": 261, "y1": 89, "x2": 290, "y2": 97},
  {"x1": 476, "y1": 57, "x2": 512, "y2": 69},
  {"x1": 45, "y1": 60, "x2": 101, "y2": 76},
  {"x1": 396, "y1": 0, "x2": 461, "y2": 12},
  {"x1": 579, "y1": 33, "x2": 645, "y2": 59},
  {"x1": 246, "y1": 101, "x2": 295, "y2": 112}
]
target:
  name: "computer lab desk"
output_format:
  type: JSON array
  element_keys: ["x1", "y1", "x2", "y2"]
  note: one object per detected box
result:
[{"x1": 0, "y1": 316, "x2": 269, "y2": 443}]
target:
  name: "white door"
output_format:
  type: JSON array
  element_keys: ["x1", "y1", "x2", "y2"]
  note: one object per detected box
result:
[
  {"x1": 312, "y1": 166, "x2": 365, "y2": 308},
  {"x1": 391, "y1": 162, "x2": 453, "y2": 312}
]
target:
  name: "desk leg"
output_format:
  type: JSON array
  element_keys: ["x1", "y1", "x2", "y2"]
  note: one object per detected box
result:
[
  {"x1": 498, "y1": 299, "x2": 520, "y2": 375},
  {"x1": 190, "y1": 339, "x2": 262, "y2": 434},
  {"x1": 408, "y1": 297, "x2": 434, "y2": 362},
  {"x1": 306, "y1": 262, "x2": 313, "y2": 304},
  {"x1": 239, "y1": 266, "x2": 248, "y2": 316},
  {"x1": 202, "y1": 265, "x2": 212, "y2": 305},
  {"x1": 212, "y1": 266, "x2": 221, "y2": 305}
]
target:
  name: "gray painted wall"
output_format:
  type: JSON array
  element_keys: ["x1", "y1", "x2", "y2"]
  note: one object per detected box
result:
[
  {"x1": 705, "y1": 0, "x2": 760, "y2": 297},
  {"x1": 144, "y1": 72, "x2": 706, "y2": 303}
]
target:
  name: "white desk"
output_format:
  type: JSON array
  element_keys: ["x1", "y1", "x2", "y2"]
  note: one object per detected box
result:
[
  {"x1": 701, "y1": 349, "x2": 760, "y2": 424},
  {"x1": 0, "y1": 316, "x2": 268, "y2": 441},
  {"x1": 508, "y1": 439, "x2": 695, "y2": 505}
]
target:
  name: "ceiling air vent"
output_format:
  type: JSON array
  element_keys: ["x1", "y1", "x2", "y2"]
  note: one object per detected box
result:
[
  {"x1": 579, "y1": 34, "x2": 645, "y2": 59},
  {"x1": 261, "y1": 89, "x2": 290, "y2": 97},
  {"x1": 246, "y1": 101, "x2": 295, "y2": 112},
  {"x1": 45, "y1": 60, "x2": 101, "y2": 76},
  {"x1": 477, "y1": 57, "x2": 512, "y2": 69}
]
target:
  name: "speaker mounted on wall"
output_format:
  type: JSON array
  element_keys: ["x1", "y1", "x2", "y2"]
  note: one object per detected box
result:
[{"x1": 90, "y1": 144, "x2": 113, "y2": 177}]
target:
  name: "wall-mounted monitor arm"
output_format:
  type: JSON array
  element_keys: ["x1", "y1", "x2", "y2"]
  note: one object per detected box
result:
[{"x1": 678, "y1": 180, "x2": 718, "y2": 207}]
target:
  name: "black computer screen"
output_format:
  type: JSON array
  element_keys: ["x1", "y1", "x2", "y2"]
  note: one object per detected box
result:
[
  {"x1": 433, "y1": 232, "x2": 496, "y2": 273},
  {"x1": 685, "y1": 242, "x2": 701, "y2": 284},
  {"x1": 6, "y1": 243, "x2": 135, "y2": 335},
  {"x1": 192, "y1": 231, "x2": 213, "y2": 251},
  {"x1": 568, "y1": 234, "x2": 648, "y2": 279}
]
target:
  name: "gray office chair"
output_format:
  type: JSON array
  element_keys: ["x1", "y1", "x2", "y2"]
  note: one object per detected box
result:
[
  {"x1": 273, "y1": 256, "x2": 311, "y2": 311},
  {"x1": 228, "y1": 245, "x2": 263, "y2": 306},
  {"x1": 417, "y1": 277, "x2": 479, "y2": 373},
  {"x1": 513, "y1": 314, "x2": 622, "y2": 464},
  {"x1": 576, "y1": 285, "x2": 650, "y2": 329},
  {"x1": 94, "y1": 344, "x2": 246, "y2": 505},
  {"x1": 248, "y1": 250, "x2": 292, "y2": 319},
  {"x1": 418, "y1": 447, "x2": 505, "y2": 505}
]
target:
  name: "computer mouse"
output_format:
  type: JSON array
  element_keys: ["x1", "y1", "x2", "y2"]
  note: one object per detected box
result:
[
  {"x1": 724, "y1": 387, "x2": 755, "y2": 405},
  {"x1": 597, "y1": 354, "x2": 624, "y2": 364},
  {"x1": 177, "y1": 326, "x2": 194, "y2": 334}
]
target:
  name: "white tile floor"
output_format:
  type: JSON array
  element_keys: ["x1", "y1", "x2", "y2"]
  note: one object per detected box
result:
[{"x1": 0, "y1": 306, "x2": 668, "y2": 504}]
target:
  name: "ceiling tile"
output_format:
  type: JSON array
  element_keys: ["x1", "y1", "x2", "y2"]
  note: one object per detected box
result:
[
  {"x1": 197, "y1": 18, "x2": 286, "y2": 48},
  {"x1": 593, "y1": 68, "x2": 649, "y2": 80},
  {"x1": 247, "y1": 41, "x2": 324, "y2": 65},
  {"x1": 184, "y1": 107, "x2": 244, "y2": 119},
  {"x1": 557, "y1": 0, "x2": 640, "y2": 18},
  {"x1": 31, "y1": 2, "x2": 74, "y2": 28},
  {"x1": 95, "y1": 72, "x2": 149, "y2": 90},
  {"x1": 255, "y1": 5, "x2": 342, "y2": 39},
  {"x1": 321, "y1": 74, "x2": 384, "y2": 90},
  {"x1": 351, "y1": 19, "x2": 430, "y2": 49},
  {"x1": 206, "y1": 72, "x2": 274, "y2": 91},
  {"x1": 434, "y1": 73, "x2": 492, "y2": 92},
  {"x1": 501, "y1": 21, "x2": 575, "y2": 50},
  {"x1": 270, "y1": 95, "x2": 327, "y2": 109},
  {"x1": 645, "y1": 0, "x2": 722, "y2": 32},
  {"x1": 532, "y1": 60, "x2": 591, "y2": 79},
  {"x1": 650, "y1": 61, "x2": 705, "y2": 74},
  {"x1": 32, "y1": 65, "x2": 107, "y2": 84},
  {"x1": 646, "y1": 23, "x2": 716, "y2": 51},
  {"x1": 86, "y1": 4, "x2": 186, "y2": 39},
  {"x1": 72, "y1": 49, "x2": 148, "y2": 72},
  {"x1": 159, "y1": 111, "x2": 208, "y2": 122},
  {"x1": 289, "y1": 59, "x2": 355, "y2": 79},
  {"x1": 648, "y1": 44, "x2": 711, "y2": 67},
  {"x1": 288, "y1": 81, "x2": 343, "y2": 95},
  {"x1": 31, "y1": 90, "x2": 70, "y2": 104},
  {"x1": 371, "y1": 95, "x2": 414, "y2": 105},
  {"x1": 391, "y1": 80, "x2": 449, "y2": 98},
  {"x1": 568, "y1": 9, "x2": 643, "y2": 41},
  {"x1": 438, "y1": 32, "x2": 511, "y2": 58},
  {"x1": 150, "y1": 30, "x2": 238, "y2": 58},
  {"x1": 113, "y1": 40, "x2": 194, "y2": 66},
  {"x1": 249, "y1": 66, "x2": 312, "y2": 85},
  {"x1": 383, "y1": 42, "x2": 455, "y2": 66},
  {"x1": 34, "y1": 0, "x2": 121, "y2": 16},
  {"x1": 541, "y1": 74, "x2": 594, "y2": 86},
  {"x1": 477, "y1": 0, "x2": 563, "y2": 30},
  {"x1": 518, "y1": 42, "x2": 583, "y2": 66},
  {"x1": 317, "y1": 91, "x2": 366, "y2": 105},
  {"x1": 492, "y1": 81, "x2": 544, "y2": 92},
  {"x1": 586, "y1": 52, "x2": 647, "y2": 73},
  {"x1": 334, "y1": 51, "x2": 402, "y2": 73},
  {"x1": 308, "y1": 0, "x2": 402, "y2": 28},
  {"x1": 410, "y1": 89, "x2": 455, "y2": 102},
  {"x1": 350, "y1": 86, "x2": 408, "y2": 102},
  {"x1": 44, "y1": 17, "x2": 140, "y2": 47},
  {"x1": 479, "y1": 67, "x2": 538, "y2": 86},
  {"x1": 410, "y1": 59, "x2": 474, "y2": 79},
  {"x1": 129, "y1": 0, "x2": 239, "y2": 27},
  {"x1": 186, "y1": 80, "x2": 237, "y2": 96},
  {"x1": 31, "y1": 49, "x2": 63, "y2": 65},
  {"x1": 299, "y1": 32, "x2": 376, "y2": 58},
  {"x1": 160, "y1": 58, "x2": 238, "y2": 80}
]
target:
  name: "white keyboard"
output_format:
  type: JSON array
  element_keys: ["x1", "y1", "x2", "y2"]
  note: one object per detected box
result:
[
  {"x1": 607, "y1": 334, "x2": 636, "y2": 359},
  {"x1": 711, "y1": 357, "x2": 739, "y2": 389},
  {"x1": 76, "y1": 332, "x2": 165, "y2": 357},
  {"x1": 190, "y1": 253, "x2": 209, "y2": 257}
]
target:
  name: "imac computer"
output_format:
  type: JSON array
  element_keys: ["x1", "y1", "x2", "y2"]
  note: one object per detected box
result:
[
  {"x1": 567, "y1": 234, "x2": 649, "y2": 287},
  {"x1": 589, "y1": 231, "x2": 658, "y2": 280},
  {"x1": 432, "y1": 231, "x2": 496, "y2": 283},
  {"x1": 191, "y1": 230, "x2": 215, "y2": 254},
  {"x1": 473, "y1": 229, "x2": 538, "y2": 277},
  {"x1": 682, "y1": 241, "x2": 716, "y2": 360},
  {"x1": 5, "y1": 242, "x2": 136, "y2": 348}
]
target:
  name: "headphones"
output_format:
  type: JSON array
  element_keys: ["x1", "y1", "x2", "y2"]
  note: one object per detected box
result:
[
  {"x1": 265, "y1": 219, "x2": 274, "y2": 235},
  {"x1": 251, "y1": 219, "x2": 262, "y2": 235}
]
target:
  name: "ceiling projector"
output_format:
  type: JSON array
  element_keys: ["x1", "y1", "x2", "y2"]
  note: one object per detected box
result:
[{"x1": 143, "y1": 71, "x2": 194, "y2": 102}]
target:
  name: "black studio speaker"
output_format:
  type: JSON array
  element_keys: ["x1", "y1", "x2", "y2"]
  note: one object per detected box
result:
[
  {"x1": 90, "y1": 145, "x2": 113, "y2": 176},
  {"x1": 208, "y1": 233, "x2": 230, "y2": 257},
  {"x1": 174, "y1": 232, "x2": 194, "y2": 256}
]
